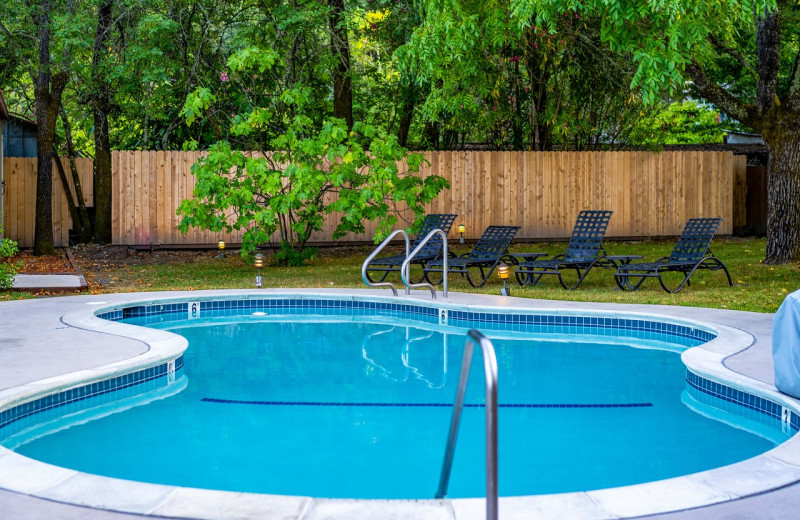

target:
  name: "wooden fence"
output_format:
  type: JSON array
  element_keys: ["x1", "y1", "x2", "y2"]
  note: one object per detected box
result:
[
  {"x1": 2, "y1": 157, "x2": 93, "y2": 247},
  {"x1": 3, "y1": 151, "x2": 746, "y2": 247}
]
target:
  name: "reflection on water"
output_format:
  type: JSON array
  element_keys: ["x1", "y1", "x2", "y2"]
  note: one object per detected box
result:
[{"x1": 362, "y1": 326, "x2": 447, "y2": 388}]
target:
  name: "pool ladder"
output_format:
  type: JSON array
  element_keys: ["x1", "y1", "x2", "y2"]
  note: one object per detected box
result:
[
  {"x1": 362, "y1": 229, "x2": 449, "y2": 299},
  {"x1": 436, "y1": 330, "x2": 498, "y2": 520}
]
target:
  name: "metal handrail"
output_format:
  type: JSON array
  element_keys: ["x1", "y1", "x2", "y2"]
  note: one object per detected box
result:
[
  {"x1": 362, "y1": 230, "x2": 410, "y2": 296},
  {"x1": 401, "y1": 229, "x2": 448, "y2": 299},
  {"x1": 435, "y1": 330, "x2": 498, "y2": 520}
]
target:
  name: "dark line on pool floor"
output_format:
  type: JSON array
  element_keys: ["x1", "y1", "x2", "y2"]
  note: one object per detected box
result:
[{"x1": 201, "y1": 398, "x2": 653, "y2": 409}]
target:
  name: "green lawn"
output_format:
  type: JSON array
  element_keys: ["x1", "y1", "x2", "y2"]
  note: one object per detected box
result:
[{"x1": 2, "y1": 237, "x2": 791, "y2": 313}]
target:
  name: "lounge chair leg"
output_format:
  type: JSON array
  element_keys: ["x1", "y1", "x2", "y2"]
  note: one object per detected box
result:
[
  {"x1": 365, "y1": 269, "x2": 391, "y2": 284},
  {"x1": 658, "y1": 271, "x2": 691, "y2": 293},
  {"x1": 560, "y1": 268, "x2": 588, "y2": 290},
  {"x1": 424, "y1": 269, "x2": 444, "y2": 286}
]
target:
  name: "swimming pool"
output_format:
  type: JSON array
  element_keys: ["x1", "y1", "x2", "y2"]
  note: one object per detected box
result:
[{"x1": 2, "y1": 291, "x2": 800, "y2": 519}]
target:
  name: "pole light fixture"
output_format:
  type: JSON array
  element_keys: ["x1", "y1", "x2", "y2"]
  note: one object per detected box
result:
[
  {"x1": 458, "y1": 224, "x2": 465, "y2": 244},
  {"x1": 254, "y1": 252, "x2": 265, "y2": 288},
  {"x1": 497, "y1": 263, "x2": 510, "y2": 296}
]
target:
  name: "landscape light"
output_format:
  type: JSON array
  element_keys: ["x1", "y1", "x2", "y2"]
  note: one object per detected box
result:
[
  {"x1": 497, "y1": 263, "x2": 510, "y2": 297},
  {"x1": 458, "y1": 224, "x2": 465, "y2": 244},
  {"x1": 254, "y1": 253, "x2": 264, "y2": 288}
]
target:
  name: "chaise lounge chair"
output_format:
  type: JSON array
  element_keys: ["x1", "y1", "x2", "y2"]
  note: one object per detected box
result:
[
  {"x1": 364, "y1": 213, "x2": 457, "y2": 284},
  {"x1": 514, "y1": 210, "x2": 614, "y2": 290},
  {"x1": 613, "y1": 217, "x2": 732, "y2": 293},
  {"x1": 424, "y1": 225, "x2": 521, "y2": 288}
]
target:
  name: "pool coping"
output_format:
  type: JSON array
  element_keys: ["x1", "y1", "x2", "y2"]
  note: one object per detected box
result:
[{"x1": 1, "y1": 288, "x2": 799, "y2": 520}]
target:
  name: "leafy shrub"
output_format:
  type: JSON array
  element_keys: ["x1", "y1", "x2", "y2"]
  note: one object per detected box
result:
[
  {"x1": 271, "y1": 243, "x2": 318, "y2": 267},
  {"x1": 177, "y1": 46, "x2": 449, "y2": 265},
  {"x1": 0, "y1": 230, "x2": 20, "y2": 290}
]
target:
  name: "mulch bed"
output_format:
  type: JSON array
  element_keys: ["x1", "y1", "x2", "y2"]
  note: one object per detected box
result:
[{"x1": 15, "y1": 250, "x2": 75, "y2": 274}]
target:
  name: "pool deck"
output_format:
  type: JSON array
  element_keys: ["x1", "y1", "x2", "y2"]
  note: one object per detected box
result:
[{"x1": 1, "y1": 288, "x2": 799, "y2": 520}]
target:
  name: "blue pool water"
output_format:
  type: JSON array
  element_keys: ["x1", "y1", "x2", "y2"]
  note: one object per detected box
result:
[{"x1": 2, "y1": 313, "x2": 791, "y2": 499}]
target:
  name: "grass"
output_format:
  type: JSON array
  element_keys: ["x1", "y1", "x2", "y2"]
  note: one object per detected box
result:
[{"x1": 1, "y1": 237, "x2": 793, "y2": 313}]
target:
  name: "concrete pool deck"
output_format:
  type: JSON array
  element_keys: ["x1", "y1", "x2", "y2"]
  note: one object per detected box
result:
[{"x1": 1, "y1": 288, "x2": 799, "y2": 520}]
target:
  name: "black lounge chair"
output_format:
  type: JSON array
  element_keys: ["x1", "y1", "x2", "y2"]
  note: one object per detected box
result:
[
  {"x1": 614, "y1": 217, "x2": 732, "y2": 293},
  {"x1": 514, "y1": 210, "x2": 614, "y2": 290},
  {"x1": 425, "y1": 225, "x2": 521, "y2": 288},
  {"x1": 365, "y1": 213, "x2": 457, "y2": 284}
]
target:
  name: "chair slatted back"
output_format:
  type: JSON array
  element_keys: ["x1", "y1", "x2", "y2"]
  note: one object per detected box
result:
[
  {"x1": 563, "y1": 210, "x2": 614, "y2": 262},
  {"x1": 668, "y1": 218, "x2": 722, "y2": 263},
  {"x1": 412, "y1": 214, "x2": 458, "y2": 259},
  {"x1": 468, "y1": 225, "x2": 521, "y2": 262}
]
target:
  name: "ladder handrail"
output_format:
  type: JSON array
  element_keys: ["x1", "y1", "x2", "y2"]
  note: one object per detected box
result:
[
  {"x1": 436, "y1": 330, "x2": 498, "y2": 520},
  {"x1": 362, "y1": 230, "x2": 410, "y2": 296},
  {"x1": 401, "y1": 229, "x2": 448, "y2": 299}
]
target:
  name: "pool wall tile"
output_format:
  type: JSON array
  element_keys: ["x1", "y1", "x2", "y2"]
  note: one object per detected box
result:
[
  {"x1": 0, "y1": 356, "x2": 184, "y2": 433},
  {"x1": 101, "y1": 297, "x2": 716, "y2": 348},
  {"x1": 686, "y1": 369, "x2": 799, "y2": 433}
]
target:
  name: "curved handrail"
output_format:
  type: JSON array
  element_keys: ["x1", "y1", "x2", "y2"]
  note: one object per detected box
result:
[
  {"x1": 362, "y1": 230, "x2": 410, "y2": 296},
  {"x1": 435, "y1": 330, "x2": 498, "y2": 520},
  {"x1": 401, "y1": 229, "x2": 448, "y2": 299}
]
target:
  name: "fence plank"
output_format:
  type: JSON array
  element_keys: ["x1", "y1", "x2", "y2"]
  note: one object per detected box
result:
[{"x1": 732, "y1": 154, "x2": 747, "y2": 230}]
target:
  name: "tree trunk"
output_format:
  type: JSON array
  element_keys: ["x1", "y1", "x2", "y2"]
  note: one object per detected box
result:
[
  {"x1": 93, "y1": 0, "x2": 113, "y2": 243},
  {"x1": 328, "y1": 0, "x2": 353, "y2": 129},
  {"x1": 763, "y1": 117, "x2": 800, "y2": 263},
  {"x1": 525, "y1": 29, "x2": 552, "y2": 151},
  {"x1": 32, "y1": 0, "x2": 68, "y2": 256},
  {"x1": 396, "y1": 83, "x2": 415, "y2": 148},
  {"x1": 422, "y1": 121, "x2": 439, "y2": 150}
]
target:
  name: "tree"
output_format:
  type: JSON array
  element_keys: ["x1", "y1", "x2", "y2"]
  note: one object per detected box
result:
[
  {"x1": 177, "y1": 46, "x2": 449, "y2": 261},
  {"x1": 92, "y1": 0, "x2": 113, "y2": 243},
  {"x1": 400, "y1": 1, "x2": 652, "y2": 150},
  {"x1": 25, "y1": 0, "x2": 70, "y2": 255},
  {"x1": 629, "y1": 101, "x2": 725, "y2": 145},
  {"x1": 329, "y1": 0, "x2": 353, "y2": 129},
  {"x1": 512, "y1": 0, "x2": 800, "y2": 263}
]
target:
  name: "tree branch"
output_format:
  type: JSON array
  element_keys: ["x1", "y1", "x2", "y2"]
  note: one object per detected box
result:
[
  {"x1": 708, "y1": 33, "x2": 756, "y2": 77},
  {"x1": 685, "y1": 61, "x2": 758, "y2": 129},
  {"x1": 0, "y1": 20, "x2": 36, "y2": 80}
]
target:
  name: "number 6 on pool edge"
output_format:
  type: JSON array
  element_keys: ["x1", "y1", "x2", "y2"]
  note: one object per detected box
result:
[{"x1": 188, "y1": 301, "x2": 200, "y2": 319}]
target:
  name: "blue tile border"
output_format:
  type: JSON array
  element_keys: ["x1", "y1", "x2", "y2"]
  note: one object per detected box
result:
[
  {"x1": 0, "y1": 356, "x2": 184, "y2": 433},
  {"x1": 98, "y1": 297, "x2": 716, "y2": 348},
  {"x1": 686, "y1": 369, "x2": 800, "y2": 433}
]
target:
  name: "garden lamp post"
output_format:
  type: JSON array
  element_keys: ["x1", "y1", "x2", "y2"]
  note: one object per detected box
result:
[
  {"x1": 217, "y1": 240, "x2": 225, "y2": 259},
  {"x1": 458, "y1": 224, "x2": 465, "y2": 244},
  {"x1": 497, "y1": 263, "x2": 510, "y2": 296},
  {"x1": 254, "y1": 253, "x2": 264, "y2": 288}
]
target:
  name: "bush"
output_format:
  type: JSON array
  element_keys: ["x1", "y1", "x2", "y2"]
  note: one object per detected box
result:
[
  {"x1": 0, "y1": 230, "x2": 20, "y2": 289},
  {"x1": 271, "y1": 243, "x2": 318, "y2": 267}
]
